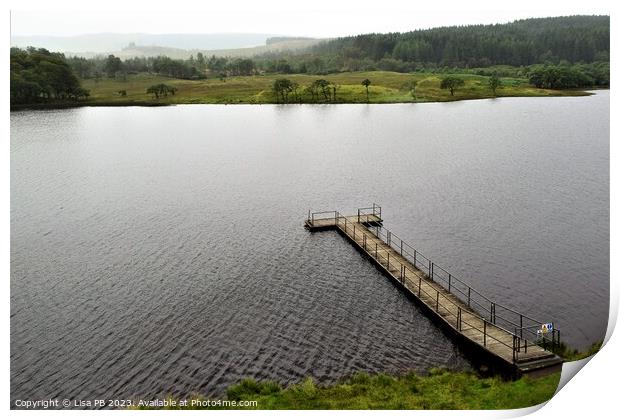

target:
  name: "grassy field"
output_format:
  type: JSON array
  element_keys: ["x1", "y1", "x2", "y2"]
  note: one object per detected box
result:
[
  {"x1": 140, "y1": 369, "x2": 561, "y2": 410},
  {"x1": 80, "y1": 70, "x2": 590, "y2": 106}
]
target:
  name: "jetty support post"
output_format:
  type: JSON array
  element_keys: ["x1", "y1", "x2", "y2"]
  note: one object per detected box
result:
[{"x1": 512, "y1": 336, "x2": 521, "y2": 362}]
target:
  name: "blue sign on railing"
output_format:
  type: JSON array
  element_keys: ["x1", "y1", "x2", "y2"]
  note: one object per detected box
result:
[{"x1": 537, "y1": 323, "x2": 554, "y2": 334}]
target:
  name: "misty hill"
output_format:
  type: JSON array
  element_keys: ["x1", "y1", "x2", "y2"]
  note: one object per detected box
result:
[
  {"x1": 10, "y1": 33, "x2": 279, "y2": 54},
  {"x1": 10, "y1": 33, "x2": 325, "y2": 60},
  {"x1": 115, "y1": 37, "x2": 325, "y2": 59}
]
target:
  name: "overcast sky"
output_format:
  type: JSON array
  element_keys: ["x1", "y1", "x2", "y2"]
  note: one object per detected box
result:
[{"x1": 10, "y1": 1, "x2": 611, "y2": 37}]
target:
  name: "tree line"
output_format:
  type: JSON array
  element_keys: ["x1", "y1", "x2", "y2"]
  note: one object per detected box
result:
[
  {"x1": 248, "y1": 16, "x2": 609, "y2": 75},
  {"x1": 11, "y1": 47, "x2": 89, "y2": 105},
  {"x1": 527, "y1": 63, "x2": 609, "y2": 88},
  {"x1": 67, "y1": 53, "x2": 259, "y2": 80},
  {"x1": 64, "y1": 16, "x2": 609, "y2": 83},
  {"x1": 297, "y1": 15, "x2": 609, "y2": 71},
  {"x1": 272, "y1": 78, "x2": 350, "y2": 103},
  {"x1": 272, "y1": 76, "x2": 464, "y2": 103}
]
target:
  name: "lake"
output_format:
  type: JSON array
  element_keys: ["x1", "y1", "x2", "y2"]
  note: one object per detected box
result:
[{"x1": 11, "y1": 91, "x2": 609, "y2": 402}]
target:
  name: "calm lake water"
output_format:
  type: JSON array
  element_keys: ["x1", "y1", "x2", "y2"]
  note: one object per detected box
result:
[{"x1": 11, "y1": 91, "x2": 609, "y2": 403}]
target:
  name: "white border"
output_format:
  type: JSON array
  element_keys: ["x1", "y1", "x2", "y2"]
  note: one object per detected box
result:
[{"x1": 4, "y1": 1, "x2": 616, "y2": 418}]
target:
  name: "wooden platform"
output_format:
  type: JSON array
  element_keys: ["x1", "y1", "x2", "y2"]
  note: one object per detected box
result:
[{"x1": 305, "y1": 206, "x2": 563, "y2": 376}]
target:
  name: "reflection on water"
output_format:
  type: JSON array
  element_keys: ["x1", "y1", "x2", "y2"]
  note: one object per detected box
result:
[{"x1": 11, "y1": 92, "x2": 609, "y2": 402}]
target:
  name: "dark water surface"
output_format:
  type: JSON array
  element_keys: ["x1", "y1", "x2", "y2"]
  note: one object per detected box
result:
[{"x1": 11, "y1": 92, "x2": 609, "y2": 402}]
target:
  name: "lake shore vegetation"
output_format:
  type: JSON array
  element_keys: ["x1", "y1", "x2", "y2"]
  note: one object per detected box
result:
[
  {"x1": 137, "y1": 339, "x2": 604, "y2": 410},
  {"x1": 138, "y1": 369, "x2": 561, "y2": 410},
  {"x1": 10, "y1": 15, "x2": 609, "y2": 109}
]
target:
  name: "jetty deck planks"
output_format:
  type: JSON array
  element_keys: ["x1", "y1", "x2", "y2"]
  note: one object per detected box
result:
[{"x1": 304, "y1": 208, "x2": 563, "y2": 375}]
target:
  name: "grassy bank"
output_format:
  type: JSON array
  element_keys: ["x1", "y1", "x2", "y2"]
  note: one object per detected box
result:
[
  {"x1": 556, "y1": 340, "x2": 603, "y2": 361},
  {"x1": 141, "y1": 369, "x2": 561, "y2": 410},
  {"x1": 77, "y1": 70, "x2": 590, "y2": 107},
  {"x1": 133, "y1": 342, "x2": 603, "y2": 410}
]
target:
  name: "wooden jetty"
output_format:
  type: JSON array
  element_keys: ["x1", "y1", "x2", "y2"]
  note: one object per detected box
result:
[{"x1": 305, "y1": 205, "x2": 563, "y2": 376}]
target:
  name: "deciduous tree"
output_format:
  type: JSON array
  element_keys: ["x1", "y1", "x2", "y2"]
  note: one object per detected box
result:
[
  {"x1": 440, "y1": 76, "x2": 464, "y2": 96},
  {"x1": 489, "y1": 74, "x2": 501, "y2": 95},
  {"x1": 361, "y1": 79, "x2": 371, "y2": 102}
]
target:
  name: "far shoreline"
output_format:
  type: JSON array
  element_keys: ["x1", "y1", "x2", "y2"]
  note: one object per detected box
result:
[
  {"x1": 11, "y1": 69, "x2": 606, "y2": 111},
  {"x1": 10, "y1": 88, "x2": 601, "y2": 112}
]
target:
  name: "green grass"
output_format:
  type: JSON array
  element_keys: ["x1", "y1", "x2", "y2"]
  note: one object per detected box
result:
[
  {"x1": 78, "y1": 70, "x2": 590, "y2": 106},
  {"x1": 555, "y1": 340, "x2": 603, "y2": 361},
  {"x1": 138, "y1": 369, "x2": 561, "y2": 410}
]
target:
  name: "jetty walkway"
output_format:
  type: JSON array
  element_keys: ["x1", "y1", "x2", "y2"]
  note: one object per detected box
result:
[{"x1": 304, "y1": 205, "x2": 563, "y2": 375}]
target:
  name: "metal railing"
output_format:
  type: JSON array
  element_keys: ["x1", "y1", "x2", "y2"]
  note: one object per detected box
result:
[
  {"x1": 307, "y1": 205, "x2": 562, "y2": 362},
  {"x1": 307, "y1": 210, "x2": 339, "y2": 226},
  {"x1": 357, "y1": 204, "x2": 382, "y2": 223},
  {"x1": 307, "y1": 204, "x2": 382, "y2": 227},
  {"x1": 369, "y1": 222, "x2": 560, "y2": 350}
]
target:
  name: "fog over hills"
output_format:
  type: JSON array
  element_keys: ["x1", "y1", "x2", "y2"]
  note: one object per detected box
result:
[
  {"x1": 10, "y1": 33, "x2": 280, "y2": 53},
  {"x1": 10, "y1": 33, "x2": 325, "y2": 59}
]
